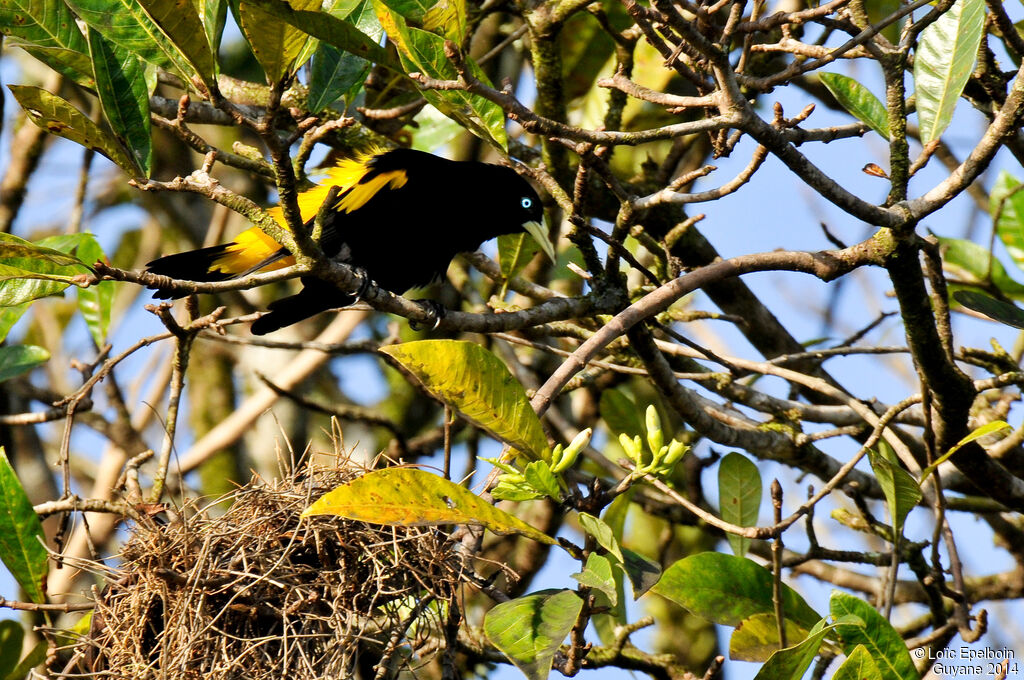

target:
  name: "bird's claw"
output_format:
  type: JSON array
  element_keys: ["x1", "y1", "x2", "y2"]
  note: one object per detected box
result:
[
  {"x1": 410, "y1": 300, "x2": 446, "y2": 331},
  {"x1": 351, "y1": 267, "x2": 376, "y2": 303}
]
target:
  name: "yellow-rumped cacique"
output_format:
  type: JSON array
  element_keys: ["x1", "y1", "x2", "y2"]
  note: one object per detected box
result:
[{"x1": 145, "y1": 147, "x2": 553, "y2": 335}]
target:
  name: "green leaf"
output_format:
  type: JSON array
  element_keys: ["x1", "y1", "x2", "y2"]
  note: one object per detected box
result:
[
  {"x1": 0, "y1": 0, "x2": 87, "y2": 53},
  {"x1": 307, "y1": 0, "x2": 382, "y2": 109},
  {"x1": 346, "y1": 0, "x2": 385, "y2": 33},
  {"x1": 410, "y1": 103, "x2": 464, "y2": 151},
  {"x1": 0, "y1": 264, "x2": 80, "y2": 304},
  {"x1": 289, "y1": 0, "x2": 343, "y2": 73},
  {"x1": 380, "y1": 340, "x2": 550, "y2": 460},
  {"x1": 602, "y1": 487, "x2": 631, "y2": 538},
  {"x1": 135, "y1": 0, "x2": 217, "y2": 89},
  {"x1": 308, "y1": 43, "x2": 368, "y2": 110},
  {"x1": 620, "y1": 547, "x2": 660, "y2": 598},
  {"x1": 990, "y1": 171, "x2": 1024, "y2": 269},
  {"x1": 35, "y1": 232, "x2": 93, "y2": 257},
  {"x1": 591, "y1": 589, "x2": 620, "y2": 648},
  {"x1": 937, "y1": 236, "x2": 1024, "y2": 299},
  {"x1": 729, "y1": 613, "x2": 811, "y2": 662},
  {"x1": 592, "y1": 489, "x2": 631, "y2": 644},
  {"x1": 952, "y1": 419, "x2": 1010, "y2": 448},
  {"x1": 0, "y1": 447, "x2": 48, "y2": 603},
  {"x1": 302, "y1": 467, "x2": 556, "y2": 545},
  {"x1": 242, "y1": 0, "x2": 399, "y2": 69},
  {"x1": 376, "y1": 3, "x2": 506, "y2": 148},
  {"x1": 0, "y1": 0, "x2": 93, "y2": 83},
  {"x1": 818, "y1": 72, "x2": 889, "y2": 139},
  {"x1": 523, "y1": 460, "x2": 561, "y2": 500},
  {"x1": 74, "y1": 234, "x2": 113, "y2": 345},
  {"x1": 753, "y1": 619, "x2": 833, "y2": 680},
  {"x1": 6, "y1": 639, "x2": 46, "y2": 680},
  {"x1": 718, "y1": 452, "x2": 762, "y2": 558},
  {"x1": 0, "y1": 346, "x2": 50, "y2": 383},
  {"x1": 834, "y1": 645, "x2": 885, "y2": 680},
  {"x1": 920, "y1": 419, "x2": 1011, "y2": 484},
  {"x1": 378, "y1": 0, "x2": 436, "y2": 22},
  {"x1": 4, "y1": 39, "x2": 95, "y2": 87},
  {"x1": 913, "y1": 0, "x2": 985, "y2": 143},
  {"x1": 0, "y1": 620, "x2": 24, "y2": 680},
  {"x1": 498, "y1": 232, "x2": 539, "y2": 294},
  {"x1": 0, "y1": 233, "x2": 92, "y2": 307},
  {"x1": 87, "y1": 27, "x2": 152, "y2": 177},
  {"x1": 571, "y1": 553, "x2": 618, "y2": 606},
  {"x1": 239, "y1": 0, "x2": 321, "y2": 82},
  {"x1": 57, "y1": 611, "x2": 93, "y2": 647},
  {"x1": 868, "y1": 445, "x2": 922, "y2": 539},
  {"x1": 7, "y1": 85, "x2": 144, "y2": 178},
  {"x1": 406, "y1": 27, "x2": 507, "y2": 149},
  {"x1": 953, "y1": 290, "x2": 1024, "y2": 329},
  {"x1": 490, "y1": 481, "x2": 545, "y2": 501},
  {"x1": 484, "y1": 589, "x2": 583, "y2": 680},
  {"x1": 0, "y1": 237, "x2": 87, "y2": 268},
  {"x1": 62, "y1": 0, "x2": 197, "y2": 82},
  {"x1": 865, "y1": 0, "x2": 901, "y2": 43},
  {"x1": 599, "y1": 388, "x2": 645, "y2": 439},
  {"x1": 0, "y1": 305, "x2": 29, "y2": 344},
  {"x1": 652, "y1": 552, "x2": 821, "y2": 629},
  {"x1": 201, "y1": 0, "x2": 228, "y2": 54},
  {"x1": 560, "y1": 12, "x2": 615, "y2": 100},
  {"x1": 578, "y1": 512, "x2": 624, "y2": 563},
  {"x1": 831, "y1": 592, "x2": 919, "y2": 680},
  {"x1": 422, "y1": 0, "x2": 465, "y2": 42}
]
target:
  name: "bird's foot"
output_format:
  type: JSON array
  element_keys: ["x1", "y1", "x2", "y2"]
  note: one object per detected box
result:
[
  {"x1": 351, "y1": 267, "x2": 376, "y2": 303},
  {"x1": 410, "y1": 300, "x2": 446, "y2": 331}
]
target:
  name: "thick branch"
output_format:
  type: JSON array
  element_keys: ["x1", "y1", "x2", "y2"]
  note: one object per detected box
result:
[{"x1": 886, "y1": 242, "x2": 1024, "y2": 510}]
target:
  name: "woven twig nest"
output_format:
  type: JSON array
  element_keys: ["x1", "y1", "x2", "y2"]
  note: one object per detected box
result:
[{"x1": 67, "y1": 467, "x2": 467, "y2": 679}]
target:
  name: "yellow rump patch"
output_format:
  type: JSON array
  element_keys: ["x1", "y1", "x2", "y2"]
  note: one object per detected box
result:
[
  {"x1": 214, "y1": 226, "x2": 295, "y2": 274},
  {"x1": 234, "y1": 146, "x2": 402, "y2": 274},
  {"x1": 336, "y1": 169, "x2": 407, "y2": 212},
  {"x1": 266, "y1": 146, "x2": 406, "y2": 227}
]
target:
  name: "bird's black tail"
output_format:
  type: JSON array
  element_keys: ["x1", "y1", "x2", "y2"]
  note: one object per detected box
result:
[
  {"x1": 145, "y1": 227, "x2": 291, "y2": 299},
  {"x1": 250, "y1": 280, "x2": 352, "y2": 335},
  {"x1": 145, "y1": 245, "x2": 235, "y2": 299}
]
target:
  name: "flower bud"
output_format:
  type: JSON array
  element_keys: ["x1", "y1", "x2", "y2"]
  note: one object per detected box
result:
[
  {"x1": 553, "y1": 428, "x2": 591, "y2": 472},
  {"x1": 646, "y1": 405, "x2": 664, "y2": 457},
  {"x1": 549, "y1": 444, "x2": 565, "y2": 469},
  {"x1": 619, "y1": 433, "x2": 641, "y2": 463},
  {"x1": 664, "y1": 439, "x2": 687, "y2": 465}
]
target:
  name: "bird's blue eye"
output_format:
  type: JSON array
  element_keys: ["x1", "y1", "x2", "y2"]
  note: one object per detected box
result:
[{"x1": 521, "y1": 197, "x2": 533, "y2": 209}]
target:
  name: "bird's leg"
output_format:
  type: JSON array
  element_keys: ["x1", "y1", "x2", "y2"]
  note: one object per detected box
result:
[
  {"x1": 410, "y1": 300, "x2": 446, "y2": 331},
  {"x1": 350, "y1": 267, "x2": 376, "y2": 303}
]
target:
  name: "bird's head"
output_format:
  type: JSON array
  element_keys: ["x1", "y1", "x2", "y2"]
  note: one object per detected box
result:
[{"x1": 498, "y1": 167, "x2": 555, "y2": 262}]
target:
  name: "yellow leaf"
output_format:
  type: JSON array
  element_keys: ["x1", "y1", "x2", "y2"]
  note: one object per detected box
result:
[
  {"x1": 302, "y1": 468, "x2": 556, "y2": 545},
  {"x1": 380, "y1": 340, "x2": 550, "y2": 460}
]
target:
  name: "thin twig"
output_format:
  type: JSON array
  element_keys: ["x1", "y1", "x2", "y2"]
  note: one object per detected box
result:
[{"x1": 771, "y1": 480, "x2": 786, "y2": 648}]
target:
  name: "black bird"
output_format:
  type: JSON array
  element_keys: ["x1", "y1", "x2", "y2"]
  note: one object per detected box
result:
[{"x1": 145, "y1": 147, "x2": 552, "y2": 335}]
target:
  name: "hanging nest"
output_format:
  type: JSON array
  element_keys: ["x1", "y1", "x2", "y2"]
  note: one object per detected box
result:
[{"x1": 63, "y1": 466, "x2": 468, "y2": 680}]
